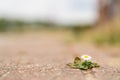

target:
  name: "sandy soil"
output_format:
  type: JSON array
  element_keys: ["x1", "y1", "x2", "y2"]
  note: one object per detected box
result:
[{"x1": 0, "y1": 32, "x2": 120, "y2": 80}]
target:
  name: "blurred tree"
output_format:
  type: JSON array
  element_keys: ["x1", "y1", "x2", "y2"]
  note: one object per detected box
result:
[
  {"x1": 0, "y1": 19, "x2": 9, "y2": 32},
  {"x1": 13, "y1": 20, "x2": 25, "y2": 32}
]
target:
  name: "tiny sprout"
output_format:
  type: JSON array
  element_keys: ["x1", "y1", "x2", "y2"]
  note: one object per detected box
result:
[{"x1": 67, "y1": 56, "x2": 100, "y2": 70}]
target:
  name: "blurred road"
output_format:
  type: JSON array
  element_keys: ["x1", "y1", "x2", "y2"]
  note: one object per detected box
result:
[{"x1": 0, "y1": 32, "x2": 120, "y2": 80}]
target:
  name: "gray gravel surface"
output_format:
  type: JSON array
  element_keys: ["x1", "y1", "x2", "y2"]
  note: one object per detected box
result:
[{"x1": 0, "y1": 33, "x2": 120, "y2": 80}]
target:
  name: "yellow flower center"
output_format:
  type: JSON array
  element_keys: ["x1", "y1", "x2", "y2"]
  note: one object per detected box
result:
[{"x1": 84, "y1": 56, "x2": 89, "y2": 58}]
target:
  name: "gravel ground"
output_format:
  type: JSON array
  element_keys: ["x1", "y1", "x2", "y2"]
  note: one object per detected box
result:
[{"x1": 0, "y1": 33, "x2": 120, "y2": 80}]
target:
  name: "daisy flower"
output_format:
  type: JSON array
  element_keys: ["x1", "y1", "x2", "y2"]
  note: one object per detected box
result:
[{"x1": 81, "y1": 55, "x2": 92, "y2": 61}]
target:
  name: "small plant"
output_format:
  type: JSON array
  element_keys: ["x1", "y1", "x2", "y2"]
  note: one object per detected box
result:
[{"x1": 67, "y1": 55, "x2": 100, "y2": 70}]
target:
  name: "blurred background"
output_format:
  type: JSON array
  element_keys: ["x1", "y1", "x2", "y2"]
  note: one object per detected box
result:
[{"x1": 0, "y1": 0, "x2": 120, "y2": 64}]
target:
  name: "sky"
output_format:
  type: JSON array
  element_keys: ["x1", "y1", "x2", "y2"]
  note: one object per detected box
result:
[{"x1": 0, "y1": 0, "x2": 98, "y2": 25}]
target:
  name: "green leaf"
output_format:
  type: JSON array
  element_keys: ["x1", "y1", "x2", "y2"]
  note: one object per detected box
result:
[
  {"x1": 74, "y1": 57, "x2": 81, "y2": 64},
  {"x1": 67, "y1": 63, "x2": 78, "y2": 69},
  {"x1": 93, "y1": 63, "x2": 100, "y2": 67},
  {"x1": 80, "y1": 65, "x2": 88, "y2": 70}
]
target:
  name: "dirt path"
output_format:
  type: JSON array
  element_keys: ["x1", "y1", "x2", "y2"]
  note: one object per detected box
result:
[{"x1": 0, "y1": 33, "x2": 120, "y2": 80}]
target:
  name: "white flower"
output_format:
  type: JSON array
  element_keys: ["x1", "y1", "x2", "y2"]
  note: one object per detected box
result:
[{"x1": 81, "y1": 55, "x2": 92, "y2": 61}]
